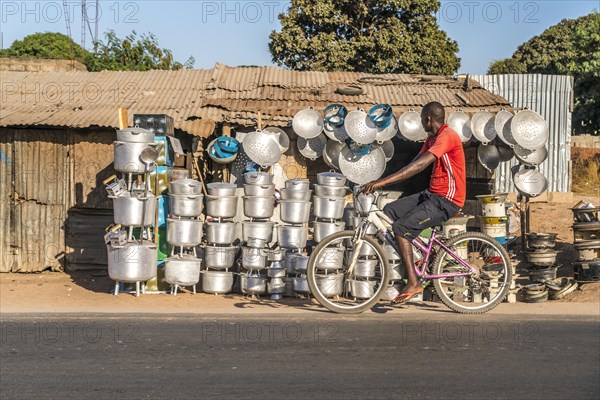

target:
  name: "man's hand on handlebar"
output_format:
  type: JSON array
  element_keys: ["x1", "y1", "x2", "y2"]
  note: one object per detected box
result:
[{"x1": 361, "y1": 180, "x2": 382, "y2": 195}]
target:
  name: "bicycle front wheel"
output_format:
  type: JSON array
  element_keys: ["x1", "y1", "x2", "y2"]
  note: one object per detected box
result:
[
  {"x1": 307, "y1": 230, "x2": 389, "y2": 314},
  {"x1": 432, "y1": 231, "x2": 513, "y2": 314}
]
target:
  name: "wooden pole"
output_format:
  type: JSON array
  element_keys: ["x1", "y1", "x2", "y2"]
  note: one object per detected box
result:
[{"x1": 118, "y1": 107, "x2": 128, "y2": 129}]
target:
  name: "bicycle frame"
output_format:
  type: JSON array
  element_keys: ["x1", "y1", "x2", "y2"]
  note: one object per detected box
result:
[{"x1": 360, "y1": 196, "x2": 477, "y2": 281}]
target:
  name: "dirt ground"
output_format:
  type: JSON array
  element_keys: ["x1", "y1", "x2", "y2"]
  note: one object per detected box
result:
[{"x1": 1, "y1": 194, "x2": 598, "y2": 313}]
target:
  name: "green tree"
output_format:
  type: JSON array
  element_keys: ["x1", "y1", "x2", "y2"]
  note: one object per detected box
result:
[
  {"x1": 87, "y1": 30, "x2": 194, "y2": 71},
  {"x1": 487, "y1": 12, "x2": 600, "y2": 135},
  {"x1": 269, "y1": 0, "x2": 460, "y2": 75},
  {"x1": 0, "y1": 32, "x2": 89, "y2": 65}
]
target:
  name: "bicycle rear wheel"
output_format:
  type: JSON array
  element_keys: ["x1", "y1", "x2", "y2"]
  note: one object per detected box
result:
[
  {"x1": 307, "y1": 231, "x2": 389, "y2": 314},
  {"x1": 432, "y1": 232, "x2": 512, "y2": 314}
]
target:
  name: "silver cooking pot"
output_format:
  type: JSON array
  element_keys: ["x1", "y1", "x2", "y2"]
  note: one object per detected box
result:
[
  {"x1": 167, "y1": 218, "x2": 204, "y2": 246},
  {"x1": 205, "y1": 221, "x2": 237, "y2": 244},
  {"x1": 241, "y1": 274, "x2": 267, "y2": 295},
  {"x1": 315, "y1": 273, "x2": 344, "y2": 297},
  {"x1": 113, "y1": 141, "x2": 160, "y2": 173},
  {"x1": 348, "y1": 279, "x2": 376, "y2": 299},
  {"x1": 314, "y1": 184, "x2": 347, "y2": 198},
  {"x1": 278, "y1": 225, "x2": 308, "y2": 248},
  {"x1": 116, "y1": 127, "x2": 154, "y2": 143},
  {"x1": 280, "y1": 200, "x2": 311, "y2": 224},
  {"x1": 293, "y1": 275, "x2": 311, "y2": 294},
  {"x1": 314, "y1": 246, "x2": 345, "y2": 270},
  {"x1": 293, "y1": 254, "x2": 309, "y2": 274},
  {"x1": 206, "y1": 182, "x2": 237, "y2": 196},
  {"x1": 169, "y1": 194, "x2": 204, "y2": 217},
  {"x1": 313, "y1": 220, "x2": 345, "y2": 243},
  {"x1": 243, "y1": 196, "x2": 275, "y2": 219},
  {"x1": 313, "y1": 196, "x2": 346, "y2": 220},
  {"x1": 202, "y1": 271, "x2": 234, "y2": 294},
  {"x1": 203, "y1": 245, "x2": 238, "y2": 269},
  {"x1": 317, "y1": 171, "x2": 347, "y2": 187},
  {"x1": 353, "y1": 259, "x2": 378, "y2": 278},
  {"x1": 169, "y1": 179, "x2": 203, "y2": 195},
  {"x1": 243, "y1": 172, "x2": 273, "y2": 186},
  {"x1": 205, "y1": 195, "x2": 238, "y2": 218},
  {"x1": 111, "y1": 193, "x2": 157, "y2": 227},
  {"x1": 241, "y1": 246, "x2": 269, "y2": 270},
  {"x1": 107, "y1": 240, "x2": 157, "y2": 282},
  {"x1": 285, "y1": 178, "x2": 310, "y2": 191},
  {"x1": 242, "y1": 221, "x2": 275, "y2": 243},
  {"x1": 280, "y1": 189, "x2": 312, "y2": 201},
  {"x1": 164, "y1": 254, "x2": 201, "y2": 287},
  {"x1": 243, "y1": 184, "x2": 275, "y2": 197}
]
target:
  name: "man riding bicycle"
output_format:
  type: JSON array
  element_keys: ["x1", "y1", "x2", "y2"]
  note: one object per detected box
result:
[{"x1": 362, "y1": 102, "x2": 466, "y2": 304}]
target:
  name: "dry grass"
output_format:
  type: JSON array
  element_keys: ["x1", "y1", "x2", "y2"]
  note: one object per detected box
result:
[{"x1": 571, "y1": 147, "x2": 600, "y2": 196}]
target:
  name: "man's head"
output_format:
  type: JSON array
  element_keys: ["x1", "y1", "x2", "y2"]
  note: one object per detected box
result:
[{"x1": 420, "y1": 102, "x2": 445, "y2": 133}]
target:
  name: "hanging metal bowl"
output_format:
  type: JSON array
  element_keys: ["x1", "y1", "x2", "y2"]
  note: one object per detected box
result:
[
  {"x1": 344, "y1": 109, "x2": 379, "y2": 145},
  {"x1": 292, "y1": 107, "x2": 324, "y2": 139},
  {"x1": 477, "y1": 143, "x2": 500, "y2": 172},
  {"x1": 497, "y1": 143, "x2": 515, "y2": 162},
  {"x1": 511, "y1": 109, "x2": 548, "y2": 150},
  {"x1": 297, "y1": 133, "x2": 327, "y2": 160},
  {"x1": 323, "y1": 120, "x2": 350, "y2": 142},
  {"x1": 339, "y1": 145, "x2": 386, "y2": 185},
  {"x1": 447, "y1": 110, "x2": 473, "y2": 143},
  {"x1": 242, "y1": 130, "x2": 283, "y2": 168},
  {"x1": 494, "y1": 108, "x2": 517, "y2": 147},
  {"x1": 375, "y1": 115, "x2": 399, "y2": 143},
  {"x1": 323, "y1": 140, "x2": 344, "y2": 170},
  {"x1": 377, "y1": 140, "x2": 395, "y2": 162},
  {"x1": 513, "y1": 166, "x2": 548, "y2": 198},
  {"x1": 471, "y1": 110, "x2": 497, "y2": 144},
  {"x1": 514, "y1": 144, "x2": 548, "y2": 166},
  {"x1": 397, "y1": 109, "x2": 427, "y2": 142},
  {"x1": 324, "y1": 104, "x2": 348, "y2": 128},
  {"x1": 263, "y1": 126, "x2": 290, "y2": 153}
]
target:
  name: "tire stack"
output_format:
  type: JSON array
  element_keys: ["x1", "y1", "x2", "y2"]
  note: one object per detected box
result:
[
  {"x1": 571, "y1": 204, "x2": 600, "y2": 282},
  {"x1": 106, "y1": 127, "x2": 159, "y2": 297},
  {"x1": 278, "y1": 179, "x2": 312, "y2": 297},
  {"x1": 524, "y1": 232, "x2": 560, "y2": 302},
  {"x1": 165, "y1": 180, "x2": 204, "y2": 295},
  {"x1": 240, "y1": 172, "x2": 276, "y2": 297},
  {"x1": 201, "y1": 183, "x2": 239, "y2": 295}
]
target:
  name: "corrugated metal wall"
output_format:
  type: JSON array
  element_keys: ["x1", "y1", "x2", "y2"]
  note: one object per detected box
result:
[
  {"x1": 0, "y1": 132, "x2": 14, "y2": 271},
  {"x1": 471, "y1": 74, "x2": 573, "y2": 193}
]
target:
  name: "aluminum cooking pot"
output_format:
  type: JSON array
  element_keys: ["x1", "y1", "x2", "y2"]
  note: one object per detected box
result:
[
  {"x1": 293, "y1": 254, "x2": 310, "y2": 274},
  {"x1": 203, "y1": 245, "x2": 238, "y2": 269},
  {"x1": 242, "y1": 221, "x2": 274, "y2": 243},
  {"x1": 313, "y1": 196, "x2": 346, "y2": 220},
  {"x1": 243, "y1": 196, "x2": 275, "y2": 219},
  {"x1": 447, "y1": 110, "x2": 472, "y2": 143},
  {"x1": 292, "y1": 107, "x2": 324, "y2": 139},
  {"x1": 241, "y1": 246, "x2": 269, "y2": 270},
  {"x1": 205, "y1": 195, "x2": 238, "y2": 218},
  {"x1": 164, "y1": 254, "x2": 201, "y2": 287},
  {"x1": 241, "y1": 274, "x2": 268, "y2": 295},
  {"x1": 293, "y1": 276, "x2": 310, "y2": 294},
  {"x1": 353, "y1": 259, "x2": 378, "y2": 278},
  {"x1": 471, "y1": 110, "x2": 497, "y2": 144},
  {"x1": 348, "y1": 279, "x2": 376, "y2": 299},
  {"x1": 245, "y1": 236, "x2": 268, "y2": 248},
  {"x1": 280, "y1": 189, "x2": 312, "y2": 201},
  {"x1": 202, "y1": 271, "x2": 234, "y2": 294},
  {"x1": 285, "y1": 178, "x2": 310, "y2": 191},
  {"x1": 111, "y1": 193, "x2": 157, "y2": 227},
  {"x1": 314, "y1": 246, "x2": 345, "y2": 270},
  {"x1": 317, "y1": 171, "x2": 347, "y2": 187},
  {"x1": 313, "y1": 220, "x2": 345, "y2": 243},
  {"x1": 315, "y1": 273, "x2": 344, "y2": 298},
  {"x1": 206, "y1": 182, "x2": 237, "y2": 196},
  {"x1": 116, "y1": 127, "x2": 155, "y2": 143},
  {"x1": 169, "y1": 193, "x2": 204, "y2": 217},
  {"x1": 243, "y1": 184, "x2": 275, "y2": 197},
  {"x1": 107, "y1": 240, "x2": 157, "y2": 283},
  {"x1": 280, "y1": 200, "x2": 311, "y2": 224},
  {"x1": 205, "y1": 221, "x2": 237, "y2": 244},
  {"x1": 169, "y1": 179, "x2": 203, "y2": 195},
  {"x1": 113, "y1": 141, "x2": 160, "y2": 174},
  {"x1": 381, "y1": 283, "x2": 402, "y2": 301},
  {"x1": 243, "y1": 171, "x2": 273, "y2": 186},
  {"x1": 313, "y1": 184, "x2": 347, "y2": 198},
  {"x1": 167, "y1": 218, "x2": 204, "y2": 247},
  {"x1": 278, "y1": 225, "x2": 308, "y2": 249},
  {"x1": 514, "y1": 144, "x2": 548, "y2": 166},
  {"x1": 513, "y1": 166, "x2": 548, "y2": 198}
]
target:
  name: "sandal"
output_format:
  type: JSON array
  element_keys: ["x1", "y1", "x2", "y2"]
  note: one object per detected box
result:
[{"x1": 391, "y1": 289, "x2": 423, "y2": 305}]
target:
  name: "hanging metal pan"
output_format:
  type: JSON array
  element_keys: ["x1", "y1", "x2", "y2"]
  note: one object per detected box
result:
[
  {"x1": 514, "y1": 144, "x2": 548, "y2": 166},
  {"x1": 344, "y1": 109, "x2": 378, "y2": 145},
  {"x1": 263, "y1": 126, "x2": 290, "y2": 153},
  {"x1": 375, "y1": 115, "x2": 399, "y2": 143},
  {"x1": 447, "y1": 110, "x2": 472, "y2": 143},
  {"x1": 292, "y1": 107, "x2": 324, "y2": 139},
  {"x1": 242, "y1": 130, "x2": 282, "y2": 168},
  {"x1": 477, "y1": 143, "x2": 500, "y2": 172},
  {"x1": 323, "y1": 140, "x2": 344, "y2": 170},
  {"x1": 513, "y1": 166, "x2": 548, "y2": 198},
  {"x1": 494, "y1": 108, "x2": 517, "y2": 147},
  {"x1": 297, "y1": 133, "x2": 327, "y2": 160},
  {"x1": 471, "y1": 110, "x2": 497, "y2": 144},
  {"x1": 339, "y1": 145, "x2": 386, "y2": 185},
  {"x1": 496, "y1": 143, "x2": 515, "y2": 162},
  {"x1": 510, "y1": 109, "x2": 548, "y2": 150},
  {"x1": 323, "y1": 120, "x2": 350, "y2": 142},
  {"x1": 397, "y1": 109, "x2": 427, "y2": 142}
]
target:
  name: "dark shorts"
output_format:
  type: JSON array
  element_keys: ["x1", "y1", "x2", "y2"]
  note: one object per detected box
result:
[{"x1": 383, "y1": 191, "x2": 461, "y2": 238}]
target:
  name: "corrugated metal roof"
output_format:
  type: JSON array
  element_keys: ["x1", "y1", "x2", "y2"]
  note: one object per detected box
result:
[
  {"x1": 1, "y1": 62, "x2": 511, "y2": 135},
  {"x1": 471, "y1": 74, "x2": 573, "y2": 193}
]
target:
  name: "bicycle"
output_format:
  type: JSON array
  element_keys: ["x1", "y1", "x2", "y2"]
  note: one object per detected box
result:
[{"x1": 306, "y1": 187, "x2": 513, "y2": 314}]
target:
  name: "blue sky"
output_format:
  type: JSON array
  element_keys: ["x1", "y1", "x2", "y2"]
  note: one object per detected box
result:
[{"x1": 0, "y1": 1, "x2": 598, "y2": 74}]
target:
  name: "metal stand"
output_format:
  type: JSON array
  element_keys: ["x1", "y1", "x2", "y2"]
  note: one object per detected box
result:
[{"x1": 519, "y1": 194, "x2": 531, "y2": 250}]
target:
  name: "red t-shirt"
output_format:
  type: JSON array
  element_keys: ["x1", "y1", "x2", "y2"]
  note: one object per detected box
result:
[{"x1": 418, "y1": 124, "x2": 466, "y2": 207}]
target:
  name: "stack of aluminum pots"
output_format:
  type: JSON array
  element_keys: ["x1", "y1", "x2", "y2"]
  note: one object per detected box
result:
[
  {"x1": 525, "y1": 233, "x2": 558, "y2": 286},
  {"x1": 381, "y1": 243, "x2": 404, "y2": 301},
  {"x1": 571, "y1": 203, "x2": 600, "y2": 282},
  {"x1": 239, "y1": 172, "x2": 276, "y2": 297},
  {"x1": 105, "y1": 127, "x2": 160, "y2": 297},
  {"x1": 201, "y1": 182, "x2": 238, "y2": 295},
  {"x1": 476, "y1": 193, "x2": 509, "y2": 243},
  {"x1": 311, "y1": 172, "x2": 348, "y2": 298},
  {"x1": 279, "y1": 178, "x2": 312, "y2": 296},
  {"x1": 165, "y1": 179, "x2": 204, "y2": 295}
]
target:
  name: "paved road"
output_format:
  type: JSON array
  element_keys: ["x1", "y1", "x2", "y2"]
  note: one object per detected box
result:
[{"x1": 1, "y1": 313, "x2": 598, "y2": 399}]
